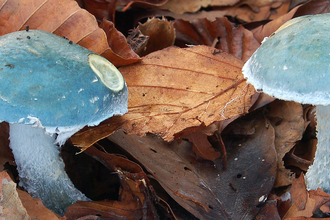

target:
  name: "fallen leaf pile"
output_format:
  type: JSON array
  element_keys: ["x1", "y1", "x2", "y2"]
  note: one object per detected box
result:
[{"x1": 0, "y1": 0, "x2": 329, "y2": 219}]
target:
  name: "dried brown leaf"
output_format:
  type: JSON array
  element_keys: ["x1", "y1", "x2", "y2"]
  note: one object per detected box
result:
[
  {"x1": 82, "y1": 0, "x2": 117, "y2": 22},
  {"x1": 64, "y1": 146, "x2": 158, "y2": 220},
  {"x1": 157, "y1": 0, "x2": 212, "y2": 14},
  {"x1": 291, "y1": 175, "x2": 309, "y2": 211},
  {"x1": 310, "y1": 188, "x2": 330, "y2": 214},
  {"x1": 210, "y1": 0, "x2": 239, "y2": 6},
  {"x1": 251, "y1": 6, "x2": 300, "y2": 43},
  {"x1": 293, "y1": 0, "x2": 330, "y2": 17},
  {"x1": 184, "y1": 130, "x2": 221, "y2": 161},
  {"x1": 108, "y1": 111, "x2": 276, "y2": 219},
  {"x1": 255, "y1": 200, "x2": 281, "y2": 220},
  {"x1": 71, "y1": 45, "x2": 256, "y2": 149},
  {"x1": 266, "y1": 100, "x2": 305, "y2": 188},
  {"x1": 0, "y1": 0, "x2": 140, "y2": 66},
  {"x1": 117, "y1": 0, "x2": 168, "y2": 11},
  {"x1": 284, "y1": 175, "x2": 314, "y2": 219},
  {"x1": 0, "y1": 171, "x2": 30, "y2": 220},
  {"x1": 174, "y1": 17, "x2": 260, "y2": 62},
  {"x1": 17, "y1": 189, "x2": 60, "y2": 220},
  {"x1": 251, "y1": 0, "x2": 330, "y2": 44}
]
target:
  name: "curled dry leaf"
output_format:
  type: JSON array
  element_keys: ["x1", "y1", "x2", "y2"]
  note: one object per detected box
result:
[
  {"x1": 174, "y1": 17, "x2": 260, "y2": 62},
  {"x1": 71, "y1": 45, "x2": 256, "y2": 149},
  {"x1": 251, "y1": 5, "x2": 300, "y2": 43},
  {"x1": 251, "y1": 0, "x2": 330, "y2": 44},
  {"x1": 266, "y1": 100, "x2": 305, "y2": 188},
  {"x1": 108, "y1": 111, "x2": 276, "y2": 219},
  {"x1": 184, "y1": 129, "x2": 221, "y2": 161},
  {"x1": 64, "y1": 146, "x2": 158, "y2": 220},
  {"x1": 283, "y1": 175, "x2": 315, "y2": 219},
  {"x1": 226, "y1": 1, "x2": 290, "y2": 23},
  {"x1": 0, "y1": 0, "x2": 140, "y2": 66}
]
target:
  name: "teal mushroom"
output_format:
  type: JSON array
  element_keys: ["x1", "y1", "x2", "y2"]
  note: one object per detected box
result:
[
  {"x1": 0, "y1": 30, "x2": 128, "y2": 214},
  {"x1": 242, "y1": 14, "x2": 330, "y2": 193}
]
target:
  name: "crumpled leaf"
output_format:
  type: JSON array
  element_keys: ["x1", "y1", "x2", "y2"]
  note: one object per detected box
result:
[
  {"x1": 251, "y1": 5, "x2": 300, "y2": 43},
  {"x1": 283, "y1": 175, "x2": 324, "y2": 219},
  {"x1": 174, "y1": 17, "x2": 260, "y2": 62},
  {"x1": 251, "y1": 0, "x2": 330, "y2": 43},
  {"x1": 0, "y1": 0, "x2": 140, "y2": 66},
  {"x1": 226, "y1": 1, "x2": 290, "y2": 23},
  {"x1": 184, "y1": 129, "x2": 221, "y2": 161},
  {"x1": 108, "y1": 111, "x2": 276, "y2": 219},
  {"x1": 71, "y1": 45, "x2": 257, "y2": 149},
  {"x1": 266, "y1": 100, "x2": 305, "y2": 188},
  {"x1": 64, "y1": 146, "x2": 158, "y2": 220},
  {"x1": 0, "y1": 171, "x2": 29, "y2": 220},
  {"x1": 255, "y1": 200, "x2": 281, "y2": 220},
  {"x1": 133, "y1": 1, "x2": 289, "y2": 27}
]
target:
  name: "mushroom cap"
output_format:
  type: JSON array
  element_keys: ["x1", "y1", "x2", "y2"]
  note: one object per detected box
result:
[
  {"x1": 242, "y1": 13, "x2": 330, "y2": 105},
  {"x1": 0, "y1": 30, "x2": 128, "y2": 135}
]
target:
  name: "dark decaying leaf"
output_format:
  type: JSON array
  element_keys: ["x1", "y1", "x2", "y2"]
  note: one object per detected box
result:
[
  {"x1": 107, "y1": 110, "x2": 276, "y2": 219},
  {"x1": 64, "y1": 146, "x2": 158, "y2": 220},
  {"x1": 0, "y1": 0, "x2": 140, "y2": 66}
]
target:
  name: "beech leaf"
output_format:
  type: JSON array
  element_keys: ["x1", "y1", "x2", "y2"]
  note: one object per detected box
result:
[
  {"x1": 71, "y1": 45, "x2": 256, "y2": 149},
  {"x1": 0, "y1": 0, "x2": 140, "y2": 66},
  {"x1": 174, "y1": 17, "x2": 260, "y2": 62},
  {"x1": 108, "y1": 111, "x2": 276, "y2": 219},
  {"x1": 266, "y1": 100, "x2": 305, "y2": 188}
]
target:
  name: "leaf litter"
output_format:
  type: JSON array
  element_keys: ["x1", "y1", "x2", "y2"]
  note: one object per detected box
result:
[{"x1": 1, "y1": 0, "x2": 330, "y2": 219}]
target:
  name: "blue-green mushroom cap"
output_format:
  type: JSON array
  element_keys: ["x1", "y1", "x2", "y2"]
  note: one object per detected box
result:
[
  {"x1": 242, "y1": 13, "x2": 330, "y2": 105},
  {"x1": 0, "y1": 30, "x2": 128, "y2": 141}
]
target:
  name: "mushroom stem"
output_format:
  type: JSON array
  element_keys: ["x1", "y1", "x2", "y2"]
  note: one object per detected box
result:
[
  {"x1": 9, "y1": 123, "x2": 89, "y2": 215},
  {"x1": 305, "y1": 105, "x2": 330, "y2": 193}
]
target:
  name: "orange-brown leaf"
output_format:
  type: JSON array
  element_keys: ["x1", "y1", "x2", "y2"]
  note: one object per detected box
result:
[
  {"x1": 266, "y1": 101, "x2": 305, "y2": 188},
  {"x1": 0, "y1": 171, "x2": 30, "y2": 219},
  {"x1": 71, "y1": 45, "x2": 256, "y2": 149},
  {"x1": 184, "y1": 130, "x2": 221, "y2": 161},
  {"x1": 17, "y1": 190, "x2": 60, "y2": 220},
  {"x1": 174, "y1": 17, "x2": 260, "y2": 62},
  {"x1": 0, "y1": 0, "x2": 140, "y2": 66}
]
